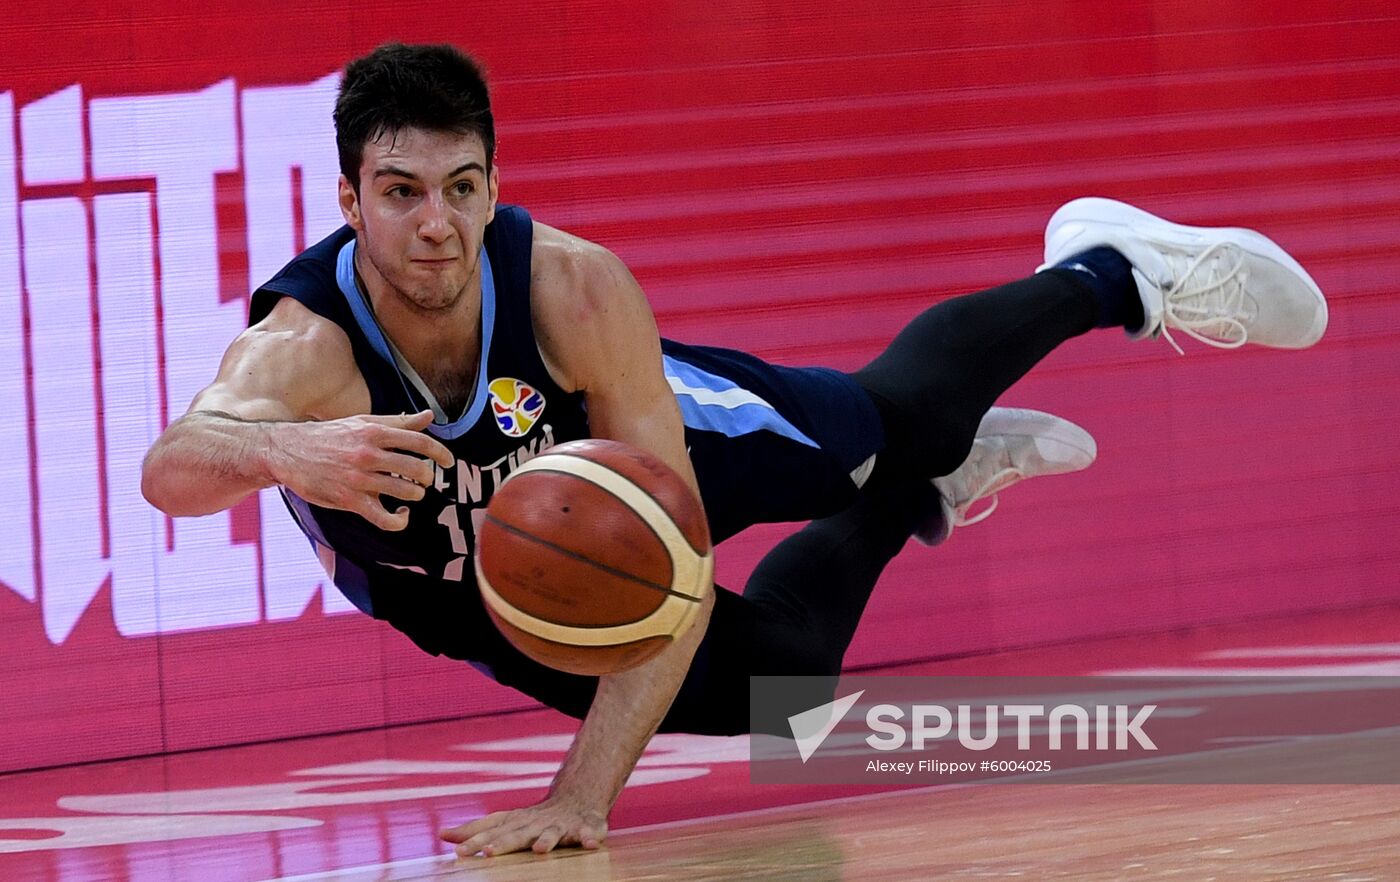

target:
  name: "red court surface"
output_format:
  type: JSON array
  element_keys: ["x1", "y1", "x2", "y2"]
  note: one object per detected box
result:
[{"x1": 4, "y1": 604, "x2": 1398, "y2": 882}]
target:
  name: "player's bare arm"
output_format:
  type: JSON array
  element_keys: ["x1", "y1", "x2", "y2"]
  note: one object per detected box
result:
[
  {"x1": 529, "y1": 223, "x2": 700, "y2": 498},
  {"x1": 439, "y1": 224, "x2": 716, "y2": 857},
  {"x1": 141, "y1": 296, "x2": 454, "y2": 530}
]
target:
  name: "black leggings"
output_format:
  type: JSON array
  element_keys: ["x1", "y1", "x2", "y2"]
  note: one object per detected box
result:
[
  {"x1": 852, "y1": 268, "x2": 1098, "y2": 483},
  {"x1": 488, "y1": 481, "x2": 928, "y2": 735},
  {"x1": 491, "y1": 270, "x2": 1101, "y2": 733}
]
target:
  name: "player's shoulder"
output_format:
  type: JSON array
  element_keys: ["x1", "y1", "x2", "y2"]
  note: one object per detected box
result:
[
  {"x1": 530, "y1": 220, "x2": 612, "y2": 273},
  {"x1": 199, "y1": 297, "x2": 365, "y2": 421},
  {"x1": 527, "y1": 221, "x2": 660, "y2": 394},
  {"x1": 238, "y1": 297, "x2": 360, "y2": 393},
  {"x1": 250, "y1": 225, "x2": 356, "y2": 325},
  {"x1": 529, "y1": 221, "x2": 641, "y2": 320}
]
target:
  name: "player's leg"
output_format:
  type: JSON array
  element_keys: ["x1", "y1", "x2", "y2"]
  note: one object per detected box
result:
[
  {"x1": 653, "y1": 479, "x2": 930, "y2": 735},
  {"x1": 479, "y1": 483, "x2": 924, "y2": 736},
  {"x1": 663, "y1": 268, "x2": 1110, "y2": 541},
  {"x1": 667, "y1": 344, "x2": 886, "y2": 543},
  {"x1": 676, "y1": 200, "x2": 1323, "y2": 542},
  {"x1": 851, "y1": 265, "x2": 1111, "y2": 484},
  {"x1": 855, "y1": 198, "x2": 1328, "y2": 488},
  {"x1": 658, "y1": 407, "x2": 1097, "y2": 735},
  {"x1": 472, "y1": 408, "x2": 1095, "y2": 735}
]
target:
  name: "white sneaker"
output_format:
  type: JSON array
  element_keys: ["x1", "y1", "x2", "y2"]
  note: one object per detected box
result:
[
  {"x1": 915, "y1": 408, "x2": 1097, "y2": 546},
  {"x1": 1041, "y1": 197, "x2": 1328, "y2": 353}
]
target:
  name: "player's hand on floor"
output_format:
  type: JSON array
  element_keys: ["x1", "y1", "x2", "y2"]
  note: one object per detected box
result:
[
  {"x1": 439, "y1": 797, "x2": 609, "y2": 857},
  {"x1": 269, "y1": 409, "x2": 454, "y2": 531}
]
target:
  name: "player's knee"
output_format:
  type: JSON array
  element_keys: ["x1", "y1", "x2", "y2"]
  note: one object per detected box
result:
[
  {"x1": 874, "y1": 404, "x2": 978, "y2": 481},
  {"x1": 856, "y1": 374, "x2": 981, "y2": 480},
  {"x1": 924, "y1": 409, "x2": 978, "y2": 477}
]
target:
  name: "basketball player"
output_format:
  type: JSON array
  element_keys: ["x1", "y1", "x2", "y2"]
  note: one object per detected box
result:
[{"x1": 140, "y1": 44, "x2": 1327, "y2": 856}]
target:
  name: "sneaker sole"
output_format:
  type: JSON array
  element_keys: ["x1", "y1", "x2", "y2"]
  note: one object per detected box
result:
[
  {"x1": 918, "y1": 408, "x2": 1095, "y2": 547},
  {"x1": 1046, "y1": 197, "x2": 1328, "y2": 349},
  {"x1": 976, "y1": 407, "x2": 1098, "y2": 473}
]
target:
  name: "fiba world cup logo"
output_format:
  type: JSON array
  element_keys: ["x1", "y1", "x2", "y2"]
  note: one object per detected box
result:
[{"x1": 488, "y1": 378, "x2": 547, "y2": 437}]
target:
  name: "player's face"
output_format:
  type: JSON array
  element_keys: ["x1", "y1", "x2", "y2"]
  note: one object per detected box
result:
[{"x1": 339, "y1": 127, "x2": 499, "y2": 314}]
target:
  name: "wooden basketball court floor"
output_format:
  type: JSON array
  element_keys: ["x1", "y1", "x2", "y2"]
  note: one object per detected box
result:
[{"x1": 4, "y1": 606, "x2": 1399, "y2": 882}]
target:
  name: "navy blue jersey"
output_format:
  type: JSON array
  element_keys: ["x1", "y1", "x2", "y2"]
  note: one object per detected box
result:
[{"x1": 249, "y1": 204, "x2": 884, "y2": 668}]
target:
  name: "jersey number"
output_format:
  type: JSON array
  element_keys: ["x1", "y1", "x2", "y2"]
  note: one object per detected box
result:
[{"x1": 436, "y1": 503, "x2": 486, "y2": 582}]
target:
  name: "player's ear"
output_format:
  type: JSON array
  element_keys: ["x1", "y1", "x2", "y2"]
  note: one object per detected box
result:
[
  {"x1": 485, "y1": 163, "x2": 500, "y2": 225},
  {"x1": 338, "y1": 174, "x2": 364, "y2": 231}
]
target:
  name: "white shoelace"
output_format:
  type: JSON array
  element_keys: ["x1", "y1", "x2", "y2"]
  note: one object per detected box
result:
[
  {"x1": 1156, "y1": 241, "x2": 1251, "y2": 355},
  {"x1": 948, "y1": 467, "x2": 1023, "y2": 528}
]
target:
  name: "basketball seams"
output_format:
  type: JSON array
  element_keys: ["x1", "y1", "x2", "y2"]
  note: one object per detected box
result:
[
  {"x1": 508, "y1": 454, "x2": 711, "y2": 602},
  {"x1": 480, "y1": 512, "x2": 695, "y2": 604},
  {"x1": 493, "y1": 470, "x2": 675, "y2": 589},
  {"x1": 493, "y1": 627, "x2": 673, "y2": 677},
  {"x1": 530, "y1": 439, "x2": 712, "y2": 554},
  {"x1": 479, "y1": 444, "x2": 714, "y2": 663},
  {"x1": 509, "y1": 453, "x2": 710, "y2": 558},
  {"x1": 476, "y1": 554, "x2": 698, "y2": 647}
]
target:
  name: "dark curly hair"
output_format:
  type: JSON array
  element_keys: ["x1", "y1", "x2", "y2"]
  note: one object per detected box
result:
[{"x1": 334, "y1": 43, "x2": 495, "y2": 191}]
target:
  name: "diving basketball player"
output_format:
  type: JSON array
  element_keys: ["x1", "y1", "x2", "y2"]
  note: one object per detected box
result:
[{"x1": 141, "y1": 43, "x2": 1328, "y2": 857}]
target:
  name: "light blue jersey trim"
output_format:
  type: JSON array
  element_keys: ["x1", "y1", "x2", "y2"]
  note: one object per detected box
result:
[
  {"x1": 663, "y1": 355, "x2": 818, "y2": 448},
  {"x1": 335, "y1": 240, "x2": 496, "y2": 440}
]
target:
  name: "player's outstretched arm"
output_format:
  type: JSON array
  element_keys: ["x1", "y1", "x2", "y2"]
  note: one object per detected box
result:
[
  {"x1": 440, "y1": 587, "x2": 715, "y2": 857},
  {"x1": 141, "y1": 297, "x2": 454, "y2": 531},
  {"x1": 440, "y1": 230, "x2": 714, "y2": 857}
]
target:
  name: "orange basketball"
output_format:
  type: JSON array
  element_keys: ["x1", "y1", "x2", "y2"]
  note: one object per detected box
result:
[{"x1": 474, "y1": 439, "x2": 713, "y2": 676}]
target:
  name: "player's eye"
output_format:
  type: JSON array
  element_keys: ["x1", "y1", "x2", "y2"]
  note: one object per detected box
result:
[
  {"x1": 387, "y1": 184, "x2": 414, "y2": 198},
  {"x1": 452, "y1": 180, "x2": 475, "y2": 196}
]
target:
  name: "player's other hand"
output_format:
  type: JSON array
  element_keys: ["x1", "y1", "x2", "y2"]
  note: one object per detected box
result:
[
  {"x1": 439, "y1": 796, "x2": 608, "y2": 857},
  {"x1": 269, "y1": 409, "x2": 454, "y2": 531}
]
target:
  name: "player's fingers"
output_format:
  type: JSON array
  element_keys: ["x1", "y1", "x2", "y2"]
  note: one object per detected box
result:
[
  {"x1": 479, "y1": 817, "x2": 543, "y2": 858},
  {"x1": 442, "y1": 815, "x2": 497, "y2": 847},
  {"x1": 454, "y1": 840, "x2": 479, "y2": 858},
  {"x1": 457, "y1": 831, "x2": 498, "y2": 858},
  {"x1": 374, "y1": 451, "x2": 436, "y2": 487},
  {"x1": 364, "y1": 473, "x2": 425, "y2": 503},
  {"x1": 578, "y1": 818, "x2": 607, "y2": 850},
  {"x1": 353, "y1": 497, "x2": 410, "y2": 532},
  {"x1": 453, "y1": 819, "x2": 507, "y2": 856},
  {"x1": 479, "y1": 826, "x2": 536, "y2": 857},
  {"x1": 531, "y1": 826, "x2": 564, "y2": 854},
  {"x1": 370, "y1": 420, "x2": 454, "y2": 469},
  {"x1": 385, "y1": 431, "x2": 454, "y2": 471}
]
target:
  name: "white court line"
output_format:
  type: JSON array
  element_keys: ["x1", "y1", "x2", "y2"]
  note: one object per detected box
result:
[
  {"x1": 256, "y1": 724, "x2": 1400, "y2": 882},
  {"x1": 1100, "y1": 662, "x2": 1400, "y2": 676},
  {"x1": 1205, "y1": 644, "x2": 1400, "y2": 659}
]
